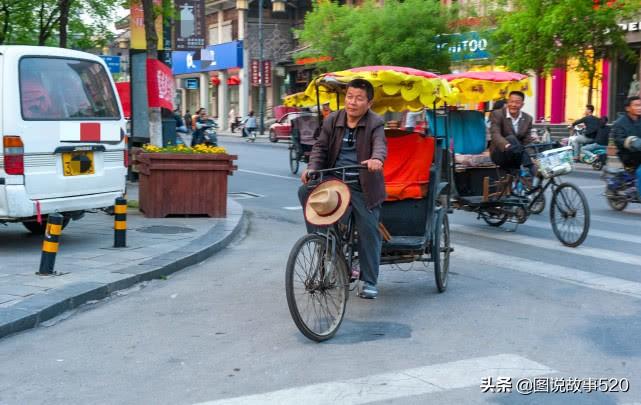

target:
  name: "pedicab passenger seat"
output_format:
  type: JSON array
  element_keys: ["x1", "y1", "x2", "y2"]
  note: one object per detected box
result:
[
  {"x1": 291, "y1": 115, "x2": 319, "y2": 155},
  {"x1": 381, "y1": 130, "x2": 436, "y2": 252}
]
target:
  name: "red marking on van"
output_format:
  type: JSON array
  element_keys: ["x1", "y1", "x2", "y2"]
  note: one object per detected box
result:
[{"x1": 80, "y1": 123, "x2": 101, "y2": 142}]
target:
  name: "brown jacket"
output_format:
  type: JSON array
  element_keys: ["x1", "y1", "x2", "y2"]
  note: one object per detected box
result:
[
  {"x1": 308, "y1": 109, "x2": 387, "y2": 208},
  {"x1": 489, "y1": 107, "x2": 535, "y2": 153}
]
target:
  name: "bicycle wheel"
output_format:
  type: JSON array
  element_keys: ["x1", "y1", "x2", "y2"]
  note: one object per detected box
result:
[
  {"x1": 605, "y1": 187, "x2": 628, "y2": 211},
  {"x1": 289, "y1": 148, "x2": 299, "y2": 174},
  {"x1": 482, "y1": 212, "x2": 508, "y2": 227},
  {"x1": 529, "y1": 192, "x2": 546, "y2": 214},
  {"x1": 433, "y1": 210, "x2": 450, "y2": 293},
  {"x1": 285, "y1": 233, "x2": 349, "y2": 342},
  {"x1": 550, "y1": 183, "x2": 590, "y2": 247}
]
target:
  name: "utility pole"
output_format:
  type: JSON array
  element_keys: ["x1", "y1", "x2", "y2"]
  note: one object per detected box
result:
[{"x1": 258, "y1": 0, "x2": 265, "y2": 135}]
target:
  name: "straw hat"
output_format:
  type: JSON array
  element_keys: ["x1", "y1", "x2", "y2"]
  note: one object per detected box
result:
[{"x1": 304, "y1": 179, "x2": 351, "y2": 226}]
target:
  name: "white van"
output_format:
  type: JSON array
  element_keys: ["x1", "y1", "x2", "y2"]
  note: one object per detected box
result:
[{"x1": 0, "y1": 46, "x2": 127, "y2": 234}]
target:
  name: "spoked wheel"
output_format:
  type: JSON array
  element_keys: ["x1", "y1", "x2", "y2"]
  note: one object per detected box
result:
[
  {"x1": 529, "y1": 192, "x2": 546, "y2": 214},
  {"x1": 433, "y1": 209, "x2": 451, "y2": 293},
  {"x1": 269, "y1": 130, "x2": 278, "y2": 143},
  {"x1": 285, "y1": 234, "x2": 349, "y2": 342},
  {"x1": 550, "y1": 183, "x2": 590, "y2": 247},
  {"x1": 482, "y1": 212, "x2": 508, "y2": 227},
  {"x1": 606, "y1": 188, "x2": 628, "y2": 211},
  {"x1": 289, "y1": 147, "x2": 299, "y2": 174}
]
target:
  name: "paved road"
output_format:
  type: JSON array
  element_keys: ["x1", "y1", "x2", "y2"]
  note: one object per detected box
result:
[{"x1": 0, "y1": 135, "x2": 640, "y2": 404}]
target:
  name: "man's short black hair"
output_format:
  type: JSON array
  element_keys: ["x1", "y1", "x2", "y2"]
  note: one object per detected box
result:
[
  {"x1": 586, "y1": 104, "x2": 595, "y2": 113},
  {"x1": 347, "y1": 79, "x2": 374, "y2": 101},
  {"x1": 508, "y1": 91, "x2": 525, "y2": 101},
  {"x1": 492, "y1": 99, "x2": 506, "y2": 111},
  {"x1": 624, "y1": 96, "x2": 641, "y2": 108}
]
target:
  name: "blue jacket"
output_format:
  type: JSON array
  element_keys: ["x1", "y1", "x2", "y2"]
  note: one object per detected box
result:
[{"x1": 612, "y1": 114, "x2": 641, "y2": 165}]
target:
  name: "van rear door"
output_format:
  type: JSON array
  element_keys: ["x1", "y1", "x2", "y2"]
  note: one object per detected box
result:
[{"x1": 18, "y1": 56, "x2": 126, "y2": 200}]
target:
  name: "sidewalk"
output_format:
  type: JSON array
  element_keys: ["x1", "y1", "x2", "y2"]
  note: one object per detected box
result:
[{"x1": 0, "y1": 182, "x2": 244, "y2": 339}]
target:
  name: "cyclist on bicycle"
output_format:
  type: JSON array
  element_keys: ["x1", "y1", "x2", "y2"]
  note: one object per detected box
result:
[
  {"x1": 299, "y1": 79, "x2": 387, "y2": 299},
  {"x1": 612, "y1": 96, "x2": 641, "y2": 195}
]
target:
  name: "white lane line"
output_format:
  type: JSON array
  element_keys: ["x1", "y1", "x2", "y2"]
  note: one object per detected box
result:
[
  {"x1": 451, "y1": 224, "x2": 641, "y2": 266},
  {"x1": 455, "y1": 245, "x2": 641, "y2": 299},
  {"x1": 193, "y1": 354, "x2": 554, "y2": 405},
  {"x1": 522, "y1": 219, "x2": 641, "y2": 245},
  {"x1": 591, "y1": 214, "x2": 641, "y2": 227},
  {"x1": 578, "y1": 185, "x2": 604, "y2": 190},
  {"x1": 283, "y1": 206, "x2": 302, "y2": 210},
  {"x1": 238, "y1": 169, "x2": 299, "y2": 181}
]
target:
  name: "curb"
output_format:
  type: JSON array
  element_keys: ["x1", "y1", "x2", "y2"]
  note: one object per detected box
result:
[{"x1": 0, "y1": 199, "x2": 245, "y2": 340}]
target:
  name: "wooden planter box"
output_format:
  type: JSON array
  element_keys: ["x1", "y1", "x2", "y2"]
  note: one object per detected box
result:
[{"x1": 135, "y1": 152, "x2": 238, "y2": 218}]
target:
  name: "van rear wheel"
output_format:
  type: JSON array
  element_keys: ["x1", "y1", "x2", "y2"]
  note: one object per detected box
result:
[{"x1": 22, "y1": 216, "x2": 71, "y2": 235}]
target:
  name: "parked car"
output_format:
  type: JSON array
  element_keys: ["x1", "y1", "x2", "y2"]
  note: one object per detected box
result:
[
  {"x1": 0, "y1": 45, "x2": 127, "y2": 234},
  {"x1": 268, "y1": 112, "x2": 314, "y2": 143}
]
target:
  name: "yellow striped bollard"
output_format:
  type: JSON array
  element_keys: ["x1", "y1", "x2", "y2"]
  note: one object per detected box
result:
[
  {"x1": 114, "y1": 197, "x2": 127, "y2": 248},
  {"x1": 37, "y1": 213, "x2": 64, "y2": 275}
]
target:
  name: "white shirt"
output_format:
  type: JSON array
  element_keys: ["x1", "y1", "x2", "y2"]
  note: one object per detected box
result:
[{"x1": 506, "y1": 109, "x2": 523, "y2": 134}]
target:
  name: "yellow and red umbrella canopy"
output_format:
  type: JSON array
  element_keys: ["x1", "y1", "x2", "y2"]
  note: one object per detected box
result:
[
  {"x1": 442, "y1": 71, "x2": 532, "y2": 104},
  {"x1": 302, "y1": 66, "x2": 452, "y2": 113}
]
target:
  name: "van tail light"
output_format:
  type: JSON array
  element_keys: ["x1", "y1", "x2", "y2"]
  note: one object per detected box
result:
[
  {"x1": 3, "y1": 136, "x2": 24, "y2": 175},
  {"x1": 123, "y1": 135, "x2": 129, "y2": 167}
]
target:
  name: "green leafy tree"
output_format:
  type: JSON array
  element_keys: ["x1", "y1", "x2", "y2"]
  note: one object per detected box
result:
[
  {"x1": 492, "y1": 0, "x2": 640, "y2": 104},
  {"x1": 296, "y1": 0, "x2": 453, "y2": 73}
]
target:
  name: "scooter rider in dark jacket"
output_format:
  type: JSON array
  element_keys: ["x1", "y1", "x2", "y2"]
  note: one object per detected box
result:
[{"x1": 612, "y1": 96, "x2": 641, "y2": 195}]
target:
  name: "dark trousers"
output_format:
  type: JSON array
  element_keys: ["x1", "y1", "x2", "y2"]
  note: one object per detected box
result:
[
  {"x1": 298, "y1": 185, "x2": 382, "y2": 286},
  {"x1": 491, "y1": 135, "x2": 536, "y2": 175}
]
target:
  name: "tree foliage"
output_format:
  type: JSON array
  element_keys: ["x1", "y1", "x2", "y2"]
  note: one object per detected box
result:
[
  {"x1": 491, "y1": 0, "x2": 641, "y2": 103},
  {"x1": 0, "y1": 0, "x2": 119, "y2": 49},
  {"x1": 296, "y1": 0, "x2": 454, "y2": 73}
]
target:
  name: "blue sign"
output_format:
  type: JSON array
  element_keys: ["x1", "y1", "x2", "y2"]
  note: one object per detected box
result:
[
  {"x1": 100, "y1": 55, "x2": 121, "y2": 73},
  {"x1": 172, "y1": 40, "x2": 244, "y2": 75},
  {"x1": 185, "y1": 78, "x2": 199, "y2": 89},
  {"x1": 437, "y1": 32, "x2": 491, "y2": 61}
]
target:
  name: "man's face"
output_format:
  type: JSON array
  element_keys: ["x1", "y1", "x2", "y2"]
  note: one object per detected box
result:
[
  {"x1": 200, "y1": 111, "x2": 207, "y2": 118},
  {"x1": 626, "y1": 100, "x2": 641, "y2": 118},
  {"x1": 585, "y1": 108, "x2": 593, "y2": 116},
  {"x1": 507, "y1": 94, "x2": 524, "y2": 116},
  {"x1": 345, "y1": 87, "x2": 372, "y2": 120}
]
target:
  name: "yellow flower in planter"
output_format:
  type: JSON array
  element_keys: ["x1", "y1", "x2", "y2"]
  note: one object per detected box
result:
[{"x1": 142, "y1": 143, "x2": 227, "y2": 155}]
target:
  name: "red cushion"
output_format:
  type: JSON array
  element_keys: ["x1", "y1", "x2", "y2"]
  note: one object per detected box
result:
[{"x1": 383, "y1": 131, "x2": 434, "y2": 201}]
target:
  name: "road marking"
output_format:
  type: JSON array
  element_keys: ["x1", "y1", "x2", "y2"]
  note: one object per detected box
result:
[
  {"x1": 523, "y1": 219, "x2": 641, "y2": 245},
  {"x1": 455, "y1": 245, "x2": 641, "y2": 299},
  {"x1": 238, "y1": 169, "x2": 299, "y2": 181},
  {"x1": 577, "y1": 185, "x2": 603, "y2": 190},
  {"x1": 283, "y1": 206, "x2": 303, "y2": 210},
  {"x1": 591, "y1": 214, "x2": 641, "y2": 227},
  {"x1": 451, "y1": 224, "x2": 641, "y2": 266},
  {"x1": 193, "y1": 354, "x2": 554, "y2": 405}
]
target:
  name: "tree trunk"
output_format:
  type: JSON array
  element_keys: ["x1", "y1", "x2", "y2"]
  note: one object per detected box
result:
[
  {"x1": 58, "y1": 0, "x2": 72, "y2": 48},
  {"x1": 141, "y1": 0, "x2": 158, "y2": 59},
  {"x1": 141, "y1": 0, "x2": 161, "y2": 146},
  {"x1": 587, "y1": 70, "x2": 594, "y2": 106},
  {"x1": 0, "y1": 3, "x2": 10, "y2": 44}
]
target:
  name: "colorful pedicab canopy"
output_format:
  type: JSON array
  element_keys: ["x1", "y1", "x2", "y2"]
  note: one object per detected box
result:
[
  {"x1": 441, "y1": 71, "x2": 532, "y2": 104},
  {"x1": 285, "y1": 66, "x2": 452, "y2": 115}
]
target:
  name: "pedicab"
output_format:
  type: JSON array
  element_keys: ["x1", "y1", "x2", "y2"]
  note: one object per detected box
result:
[
  {"x1": 284, "y1": 66, "x2": 455, "y2": 341},
  {"x1": 282, "y1": 92, "x2": 319, "y2": 174},
  {"x1": 436, "y1": 71, "x2": 590, "y2": 247}
]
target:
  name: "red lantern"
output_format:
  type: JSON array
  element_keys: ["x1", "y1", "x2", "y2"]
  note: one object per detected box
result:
[
  {"x1": 227, "y1": 76, "x2": 241, "y2": 86},
  {"x1": 210, "y1": 76, "x2": 221, "y2": 86}
]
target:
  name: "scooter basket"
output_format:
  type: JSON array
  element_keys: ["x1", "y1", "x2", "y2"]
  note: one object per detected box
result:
[{"x1": 535, "y1": 146, "x2": 574, "y2": 178}]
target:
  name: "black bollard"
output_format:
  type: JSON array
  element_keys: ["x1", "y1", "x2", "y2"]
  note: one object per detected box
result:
[
  {"x1": 37, "y1": 213, "x2": 64, "y2": 275},
  {"x1": 114, "y1": 197, "x2": 127, "y2": 248}
]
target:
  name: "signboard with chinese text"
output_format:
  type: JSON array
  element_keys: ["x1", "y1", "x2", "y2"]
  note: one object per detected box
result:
[
  {"x1": 146, "y1": 59, "x2": 175, "y2": 110},
  {"x1": 175, "y1": 0, "x2": 206, "y2": 51},
  {"x1": 130, "y1": 0, "x2": 164, "y2": 50},
  {"x1": 100, "y1": 55, "x2": 121, "y2": 74},
  {"x1": 263, "y1": 60, "x2": 272, "y2": 87},
  {"x1": 251, "y1": 59, "x2": 260, "y2": 86}
]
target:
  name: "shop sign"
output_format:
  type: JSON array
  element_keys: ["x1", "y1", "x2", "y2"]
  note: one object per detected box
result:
[
  {"x1": 172, "y1": 41, "x2": 244, "y2": 75},
  {"x1": 618, "y1": 21, "x2": 641, "y2": 32},
  {"x1": 251, "y1": 59, "x2": 260, "y2": 86},
  {"x1": 437, "y1": 31, "x2": 491, "y2": 61},
  {"x1": 251, "y1": 60, "x2": 272, "y2": 87},
  {"x1": 175, "y1": 0, "x2": 206, "y2": 51},
  {"x1": 147, "y1": 59, "x2": 175, "y2": 110}
]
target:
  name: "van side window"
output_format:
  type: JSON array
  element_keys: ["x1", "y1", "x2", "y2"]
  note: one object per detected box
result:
[{"x1": 20, "y1": 57, "x2": 120, "y2": 120}]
